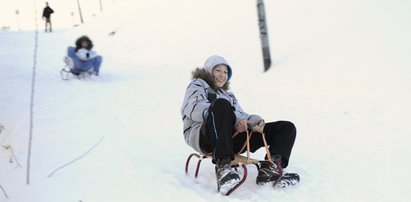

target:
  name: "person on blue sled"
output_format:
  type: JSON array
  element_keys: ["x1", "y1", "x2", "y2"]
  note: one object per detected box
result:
[
  {"x1": 64, "y1": 35, "x2": 102, "y2": 76},
  {"x1": 181, "y1": 55, "x2": 300, "y2": 195}
]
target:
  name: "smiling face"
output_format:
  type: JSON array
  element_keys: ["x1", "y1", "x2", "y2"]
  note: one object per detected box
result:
[
  {"x1": 212, "y1": 64, "x2": 229, "y2": 88},
  {"x1": 81, "y1": 41, "x2": 89, "y2": 48}
]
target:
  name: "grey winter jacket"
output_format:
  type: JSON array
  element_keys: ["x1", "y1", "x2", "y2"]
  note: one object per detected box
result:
[{"x1": 180, "y1": 73, "x2": 262, "y2": 154}]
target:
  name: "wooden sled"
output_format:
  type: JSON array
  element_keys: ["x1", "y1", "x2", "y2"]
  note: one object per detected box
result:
[
  {"x1": 60, "y1": 66, "x2": 94, "y2": 80},
  {"x1": 185, "y1": 130, "x2": 284, "y2": 196},
  {"x1": 61, "y1": 56, "x2": 95, "y2": 80},
  {"x1": 185, "y1": 153, "x2": 267, "y2": 195}
]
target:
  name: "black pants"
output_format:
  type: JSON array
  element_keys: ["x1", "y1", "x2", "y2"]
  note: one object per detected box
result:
[{"x1": 200, "y1": 99, "x2": 296, "y2": 168}]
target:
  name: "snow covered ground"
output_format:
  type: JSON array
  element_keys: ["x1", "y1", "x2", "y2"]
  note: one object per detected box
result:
[{"x1": 1, "y1": 0, "x2": 411, "y2": 201}]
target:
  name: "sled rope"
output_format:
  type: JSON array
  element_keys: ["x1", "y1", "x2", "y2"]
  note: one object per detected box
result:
[
  {"x1": 236, "y1": 130, "x2": 285, "y2": 187},
  {"x1": 233, "y1": 130, "x2": 272, "y2": 163}
]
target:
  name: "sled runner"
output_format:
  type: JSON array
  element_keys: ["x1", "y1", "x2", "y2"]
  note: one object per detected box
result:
[
  {"x1": 60, "y1": 56, "x2": 95, "y2": 80},
  {"x1": 60, "y1": 66, "x2": 94, "y2": 80},
  {"x1": 185, "y1": 130, "x2": 293, "y2": 196},
  {"x1": 186, "y1": 153, "x2": 268, "y2": 195}
]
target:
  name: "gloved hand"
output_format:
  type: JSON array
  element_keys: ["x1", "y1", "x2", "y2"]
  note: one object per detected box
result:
[
  {"x1": 77, "y1": 48, "x2": 90, "y2": 60},
  {"x1": 76, "y1": 48, "x2": 97, "y2": 61},
  {"x1": 251, "y1": 119, "x2": 265, "y2": 133}
]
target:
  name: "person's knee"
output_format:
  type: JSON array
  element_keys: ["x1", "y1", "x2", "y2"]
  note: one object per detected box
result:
[
  {"x1": 96, "y1": 56, "x2": 103, "y2": 64},
  {"x1": 93, "y1": 56, "x2": 102, "y2": 68},
  {"x1": 67, "y1": 47, "x2": 75, "y2": 55},
  {"x1": 279, "y1": 121, "x2": 297, "y2": 138}
]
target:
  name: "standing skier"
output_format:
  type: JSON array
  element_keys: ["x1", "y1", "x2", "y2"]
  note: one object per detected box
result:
[
  {"x1": 42, "y1": 2, "x2": 54, "y2": 32},
  {"x1": 181, "y1": 55, "x2": 299, "y2": 194}
]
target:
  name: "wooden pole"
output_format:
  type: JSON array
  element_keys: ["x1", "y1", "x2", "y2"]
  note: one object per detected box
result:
[
  {"x1": 77, "y1": 0, "x2": 84, "y2": 24},
  {"x1": 257, "y1": 0, "x2": 272, "y2": 72}
]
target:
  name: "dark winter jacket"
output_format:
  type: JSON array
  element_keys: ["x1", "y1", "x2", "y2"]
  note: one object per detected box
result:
[
  {"x1": 180, "y1": 57, "x2": 263, "y2": 154},
  {"x1": 42, "y1": 6, "x2": 54, "y2": 18}
]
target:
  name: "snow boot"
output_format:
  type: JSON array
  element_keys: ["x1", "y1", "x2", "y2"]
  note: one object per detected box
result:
[
  {"x1": 256, "y1": 155, "x2": 300, "y2": 187},
  {"x1": 276, "y1": 173, "x2": 300, "y2": 188},
  {"x1": 256, "y1": 160, "x2": 281, "y2": 185},
  {"x1": 215, "y1": 158, "x2": 241, "y2": 194}
]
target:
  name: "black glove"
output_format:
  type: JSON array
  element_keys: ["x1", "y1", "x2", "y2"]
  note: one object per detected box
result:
[{"x1": 207, "y1": 88, "x2": 217, "y2": 103}]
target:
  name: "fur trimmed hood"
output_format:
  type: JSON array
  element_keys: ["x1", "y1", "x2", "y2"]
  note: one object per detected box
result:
[
  {"x1": 191, "y1": 68, "x2": 230, "y2": 91},
  {"x1": 190, "y1": 55, "x2": 232, "y2": 91},
  {"x1": 203, "y1": 55, "x2": 232, "y2": 81}
]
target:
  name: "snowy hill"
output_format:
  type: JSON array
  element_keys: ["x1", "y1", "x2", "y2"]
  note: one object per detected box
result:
[{"x1": 1, "y1": 0, "x2": 411, "y2": 201}]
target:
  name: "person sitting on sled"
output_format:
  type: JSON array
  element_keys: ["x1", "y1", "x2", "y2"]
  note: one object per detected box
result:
[
  {"x1": 64, "y1": 35, "x2": 103, "y2": 76},
  {"x1": 180, "y1": 55, "x2": 299, "y2": 194}
]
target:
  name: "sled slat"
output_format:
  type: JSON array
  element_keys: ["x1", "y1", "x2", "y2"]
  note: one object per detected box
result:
[{"x1": 232, "y1": 154, "x2": 260, "y2": 166}]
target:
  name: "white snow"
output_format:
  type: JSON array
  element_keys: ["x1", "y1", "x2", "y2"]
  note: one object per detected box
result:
[{"x1": 1, "y1": 0, "x2": 411, "y2": 201}]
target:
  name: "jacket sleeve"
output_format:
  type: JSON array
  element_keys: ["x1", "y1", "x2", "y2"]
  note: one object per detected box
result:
[
  {"x1": 87, "y1": 50, "x2": 98, "y2": 59},
  {"x1": 181, "y1": 79, "x2": 211, "y2": 123}
]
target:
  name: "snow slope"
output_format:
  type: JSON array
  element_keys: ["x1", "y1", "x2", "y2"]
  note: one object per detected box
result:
[{"x1": 1, "y1": 0, "x2": 411, "y2": 201}]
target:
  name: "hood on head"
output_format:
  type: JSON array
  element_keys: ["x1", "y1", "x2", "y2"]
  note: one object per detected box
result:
[{"x1": 203, "y1": 55, "x2": 232, "y2": 81}]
